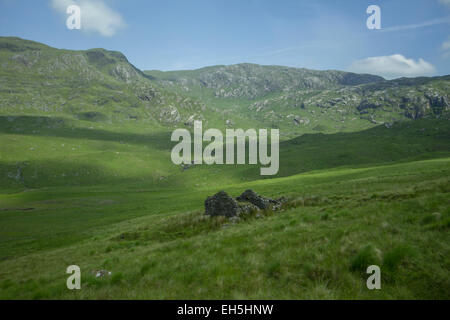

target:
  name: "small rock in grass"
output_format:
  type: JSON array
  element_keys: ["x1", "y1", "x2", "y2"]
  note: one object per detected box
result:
[
  {"x1": 432, "y1": 212, "x2": 442, "y2": 220},
  {"x1": 92, "y1": 270, "x2": 112, "y2": 278}
]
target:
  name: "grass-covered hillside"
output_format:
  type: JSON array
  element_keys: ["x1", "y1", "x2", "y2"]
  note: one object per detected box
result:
[
  {"x1": 145, "y1": 63, "x2": 384, "y2": 99},
  {"x1": 0, "y1": 156, "x2": 448, "y2": 299},
  {"x1": 0, "y1": 37, "x2": 449, "y2": 299},
  {"x1": 146, "y1": 65, "x2": 449, "y2": 138},
  {"x1": 0, "y1": 37, "x2": 221, "y2": 128}
]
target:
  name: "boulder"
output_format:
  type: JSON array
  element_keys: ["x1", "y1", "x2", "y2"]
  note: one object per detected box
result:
[{"x1": 91, "y1": 270, "x2": 112, "y2": 278}]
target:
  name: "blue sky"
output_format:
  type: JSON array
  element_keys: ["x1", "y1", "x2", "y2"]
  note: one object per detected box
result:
[{"x1": 0, "y1": 0, "x2": 449, "y2": 78}]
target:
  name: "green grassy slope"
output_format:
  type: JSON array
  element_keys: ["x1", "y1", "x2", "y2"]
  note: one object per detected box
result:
[
  {"x1": 0, "y1": 37, "x2": 223, "y2": 129},
  {"x1": 0, "y1": 157, "x2": 448, "y2": 299},
  {"x1": 0, "y1": 37, "x2": 449, "y2": 300},
  {"x1": 1, "y1": 114, "x2": 449, "y2": 191},
  {"x1": 0, "y1": 117, "x2": 449, "y2": 263},
  {"x1": 145, "y1": 66, "x2": 450, "y2": 138}
]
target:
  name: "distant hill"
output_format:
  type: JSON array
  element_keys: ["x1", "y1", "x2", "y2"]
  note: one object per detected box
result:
[
  {"x1": 146, "y1": 64, "x2": 450, "y2": 135},
  {"x1": 145, "y1": 63, "x2": 385, "y2": 99},
  {"x1": 0, "y1": 36, "x2": 449, "y2": 136},
  {"x1": 0, "y1": 36, "x2": 210, "y2": 127}
]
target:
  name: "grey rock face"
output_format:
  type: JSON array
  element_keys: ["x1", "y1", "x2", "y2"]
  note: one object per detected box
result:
[
  {"x1": 357, "y1": 100, "x2": 379, "y2": 112},
  {"x1": 165, "y1": 63, "x2": 384, "y2": 99},
  {"x1": 159, "y1": 105, "x2": 181, "y2": 123},
  {"x1": 426, "y1": 93, "x2": 449, "y2": 110},
  {"x1": 205, "y1": 191, "x2": 241, "y2": 217},
  {"x1": 184, "y1": 114, "x2": 205, "y2": 126}
]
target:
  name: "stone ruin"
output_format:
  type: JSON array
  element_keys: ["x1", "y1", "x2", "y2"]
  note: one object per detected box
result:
[{"x1": 204, "y1": 189, "x2": 285, "y2": 217}]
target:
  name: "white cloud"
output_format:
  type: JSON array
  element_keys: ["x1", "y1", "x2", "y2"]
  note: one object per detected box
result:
[
  {"x1": 380, "y1": 16, "x2": 450, "y2": 32},
  {"x1": 51, "y1": 0, "x2": 125, "y2": 37},
  {"x1": 443, "y1": 38, "x2": 450, "y2": 50},
  {"x1": 349, "y1": 54, "x2": 437, "y2": 79},
  {"x1": 442, "y1": 37, "x2": 450, "y2": 58}
]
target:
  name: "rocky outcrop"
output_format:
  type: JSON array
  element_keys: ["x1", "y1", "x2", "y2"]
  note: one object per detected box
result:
[
  {"x1": 357, "y1": 100, "x2": 380, "y2": 112},
  {"x1": 148, "y1": 63, "x2": 384, "y2": 100},
  {"x1": 184, "y1": 114, "x2": 205, "y2": 126},
  {"x1": 426, "y1": 92, "x2": 449, "y2": 113},
  {"x1": 225, "y1": 119, "x2": 234, "y2": 127},
  {"x1": 159, "y1": 105, "x2": 181, "y2": 123}
]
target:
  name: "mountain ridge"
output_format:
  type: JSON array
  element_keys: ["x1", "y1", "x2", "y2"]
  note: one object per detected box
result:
[
  {"x1": 145, "y1": 63, "x2": 385, "y2": 100},
  {"x1": 1, "y1": 36, "x2": 449, "y2": 135}
]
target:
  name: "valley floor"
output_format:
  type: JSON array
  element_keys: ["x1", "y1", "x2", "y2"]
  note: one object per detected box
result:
[{"x1": 0, "y1": 157, "x2": 449, "y2": 299}]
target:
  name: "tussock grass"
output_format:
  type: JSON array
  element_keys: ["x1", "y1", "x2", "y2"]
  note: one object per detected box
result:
[{"x1": 0, "y1": 157, "x2": 448, "y2": 299}]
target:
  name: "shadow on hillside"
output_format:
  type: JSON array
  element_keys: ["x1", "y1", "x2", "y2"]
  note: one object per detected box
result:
[
  {"x1": 1, "y1": 115, "x2": 449, "y2": 189},
  {"x1": 221, "y1": 118, "x2": 450, "y2": 181},
  {"x1": 361, "y1": 75, "x2": 450, "y2": 92},
  {"x1": 0, "y1": 115, "x2": 174, "y2": 151},
  {"x1": 275, "y1": 119, "x2": 450, "y2": 176},
  {"x1": 0, "y1": 158, "x2": 190, "y2": 191}
]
